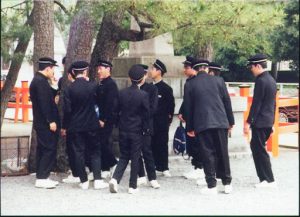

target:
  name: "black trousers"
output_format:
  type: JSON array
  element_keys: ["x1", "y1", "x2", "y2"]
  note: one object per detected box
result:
[
  {"x1": 69, "y1": 130, "x2": 102, "y2": 183},
  {"x1": 186, "y1": 134, "x2": 203, "y2": 169},
  {"x1": 151, "y1": 129, "x2": 169, "y2": 171},
  {"x1": 138, "y1": 135, "x2": 157, "y2": 181},
  {"x1": 65, "y1": 134, "x2": 79, "y2": 177},
  {"x1": 250, "y1": 127, "x2": 274, "y2": 183},
  {"x1": 196, "y1": 129, "x2": 231, "y2": 188},
  {"x1": 36, "y1": 129, "x2": 58, "y2": 179},
  {"x1": 99, "y1": 124, "x2": 118, "y2": 171},
  {"x1": 112, "y1": 131, "x2": 142, "y2": 189}
]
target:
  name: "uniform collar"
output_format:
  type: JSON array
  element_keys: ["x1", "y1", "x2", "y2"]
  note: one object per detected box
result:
[
  {"x1": 100, "y1": 76, "x2": 111, "y2": 84},
  {"x1": 257, "y1": 71, "x2": 268, "y2": 78},
  {"x1": 37, "y1": 71, "x2": 48, "y2": 80},
  {"x1": 153, "y1": 79, "x2": 163, "y2": 84}
]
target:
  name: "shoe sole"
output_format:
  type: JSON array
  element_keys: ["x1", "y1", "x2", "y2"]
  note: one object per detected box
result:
[
  {"x1": 109, "y1": 183, "x2": 117, "y2": 193},
  {"x1": 35, "y1": 185, "x2": 56, "y2": 189}
]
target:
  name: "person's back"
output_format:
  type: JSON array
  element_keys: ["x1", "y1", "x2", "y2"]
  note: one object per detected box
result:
[
  {"x1": 118, "y1": 85, "x2": 149, "y2": 134},
  {"x1": 65, "y1": 78, "x2": 99, "y2": 133},
  {"x1": 185, "y1": 72, "x2": 229, "y2": 133}
]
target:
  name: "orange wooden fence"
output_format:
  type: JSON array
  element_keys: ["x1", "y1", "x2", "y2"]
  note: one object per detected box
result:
[
  {"x1": 239, "y1": 85, "x2": 299, "y2": 157},
  {"x1": 1, "y1": 81, "x2": 31, "y2": 123}
]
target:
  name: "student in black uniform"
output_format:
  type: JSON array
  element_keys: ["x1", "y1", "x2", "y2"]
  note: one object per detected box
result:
[
  {"x1": 30, "y1": 57, "x2": 60, "y2": 189},
  {"x1": 244, "y1": 54, "x2": 277, "y2": 188},
  {"x1": 61, "y1": 64, "x2": 80, "y2": 184},
  {"x1": 109, "y1": 64, "x2": 150, "y2": 194},
  {"x1": 184, "y1": 59, "x2": 234, "y2": 195},
  {"x1": 178, "y1": 56, "x2": 204, "y2": 181},
  {"x1": 207, "y1": 62, "x2": 235, "y2": 187},
  {"x1": 62, "y1": 61, "x2": 108, "y2": 190},
  {"x1": 95, "y1": 60, "x2": 119, "y2": 179},
  {"x1": 150, "y1": 59, "x2": 175, "y2": 177},
  {"x1": 136, "y1": 64, "x2": 160, "y2": 189}
]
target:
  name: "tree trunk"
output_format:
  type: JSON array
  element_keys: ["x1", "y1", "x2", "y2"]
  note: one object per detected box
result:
[
  {"x1": 28, "y1": 0, "x2": 54, "y2": 173},
  {"x1": 55, "y1": 1, "x2": 95, "y2": 172},
  {"x1": 271, "y1": 61, "x2": 278, "y2": 80},
  {"x1": 0, "y1": 12, "x2": 33, "y2": 128},
  {"x1": 194, "y1": 42, "x2": 214, "y2": 62},
  {"x1": 89, "y1": 10, "x2": 125, "y2": 81}
]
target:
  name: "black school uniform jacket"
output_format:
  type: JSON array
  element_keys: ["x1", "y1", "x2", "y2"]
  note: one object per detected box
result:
[
  {"x1": 117, "y1": 84, "x2": 150, "y2": 134},
  {"x1": 141, "y1": 82, "x2": 158, "y2": 135},
  {"x1": 184, "y1": 72, "x2": 230, "y2": 133},
  {"x1": 247, "y1": 71, "x2": 277, "y2": 128},
  {"x1": 62, "y1": 77, "x2": 99, "y2": 133},
  {"x1": 95, "y1": 76, "x2": 119, "y2": 125},
  {"x1": 30, "y1": 72, "x2": 60, "y2": 130},
  {"x1": 153, "y1": 80, "x2": 175, "y2": 132}
]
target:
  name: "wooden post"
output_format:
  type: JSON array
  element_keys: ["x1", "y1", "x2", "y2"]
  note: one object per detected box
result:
[
  {"x1": 14, "y1": 88, "x2": 21, "y2": 123},
  {"x1": 267, "y1": 90, "x2": 279, "y2": 157},
  {"x1": 21, "y1": 81, "x2": 29, "y2": 123},
  {"x1": 239, "y1": 84, "x2": 251, "y2": 143}
]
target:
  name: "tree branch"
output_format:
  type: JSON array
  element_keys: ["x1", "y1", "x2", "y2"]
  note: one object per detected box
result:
[{"x1": 54, "y1": 0, "x2": 70, "y2": 15}]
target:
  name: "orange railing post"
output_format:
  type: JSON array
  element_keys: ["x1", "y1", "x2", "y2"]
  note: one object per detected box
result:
[
  {"x1": 239, "y1": 84, "x2": 251, "y2": 142},
  {"x1": 21, "y1": 81, "x2": 29, "y2": 123},
  {"x1": 267, "y1": 90, "x2": 279, "y2": 156},
  {"x1": 14, "y1": 88, "x2": 21, "y2": 123}
]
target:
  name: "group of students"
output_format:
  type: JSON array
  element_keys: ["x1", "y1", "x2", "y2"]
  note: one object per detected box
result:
[{"x1": 30, "y1": 53, "x2": 277, "y2": 195}]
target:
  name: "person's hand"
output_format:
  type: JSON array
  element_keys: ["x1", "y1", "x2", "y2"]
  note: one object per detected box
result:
[
  {"x1": 228, "y1": 125, "x2": 234, "y2": 133},
  {"x1": 49, "y1": 122, "x2": 57, "y2": 132},
  {"x1": 243, "y1": 123, "x2": 250, "y2": 135},
  {"x1": 187, "y1": 131, "x2": 195, "y2": 137},
  {"x1": 99, "y1": 120, "x2": 105, "y2": 128},
  {"x1": 61, "y1": 129, "x2": 66, "y2": 137},
  {"x1": 178, "y1": 114, "x2": 185, "y2": 123},
  {"x1": 54, "y1": 95, "x2": 59, "y2": 105}
]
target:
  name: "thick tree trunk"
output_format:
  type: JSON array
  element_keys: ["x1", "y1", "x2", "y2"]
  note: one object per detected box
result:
[
  {"x1": 56, "y1": 1, "x2": 95, "y2": 172},
  {"x1": 0, "y1": 12, "x2": 33, "y2": 128},
  {"x1": 194, "y1": 42, "x2": 214, "y2": 62},
  {"x1": 28, "y1": 0, "x2": 54, "y2": 173},
  {"x1": 89, "y1": 10, "x2": 126, "y2": 81}
]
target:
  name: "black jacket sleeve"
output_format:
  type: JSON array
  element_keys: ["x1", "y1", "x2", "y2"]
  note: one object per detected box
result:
[
  {"x1": 184, "y1": 83, "x2": 194, "y2": 132},
  {"x1": 141, "y1": 93, "x2": 150, "y2": 135},
  {"x1": 62, "y1": 88, "x2": 72, "y2": 130},
  {"x1": 247, "y1": 79, "x2": 265, "y2": 125},
  {"x1": 166, "y1": 86, "x2": 175, "y2": 122},
  {"x1": 149, "y1": 85, "x2": 158, "y2": 117},
  {"x1": 37, "y1": 81, "x2": 56, "y2": 124},
  {"x1": 219, "y1": 79, "x2": 235, "y2": 126},
  {"x1": 100, "y1": 82, "x2": 119, "y2": 123}
]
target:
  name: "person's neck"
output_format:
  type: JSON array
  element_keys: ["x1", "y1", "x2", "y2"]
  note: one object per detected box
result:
[
  {"x1": 100, "y1": 74, "x2": 110, "y2": 81},
  {"x1": 38, "y1": 70, "x2": 48, "y2": 78},
  {"x1": 255, "y1": 70, "x2": 265, "y2": 77},
  {"x1": 76, "y1": 74, "x2": 85, "y2": 79},
  {"x1": 154, "y1": 77, "x2": 162, "y2": 83}
]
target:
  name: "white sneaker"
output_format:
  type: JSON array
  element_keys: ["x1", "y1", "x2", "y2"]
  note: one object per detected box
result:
[
  {"x1": 200, "y1": 186, "x2": 218, "y2": 195},
  {"x1": 196, "y1": 178, "x2": 207, "y2": 186},
  {"x1": 224, "y1": 184, "x2": 233, "y2": 194},
  {"x1": 47, "y1": 178, "x2": 59, "y2": 186},
  {"x1": 101, "y1": 171, "x2": 111, "y2": 179},
  {"x1": 150, "y1": 180, "x2": 160, "y2": 189},
  {"x1": 137, "y1": 177, "x2": 147, "y2": 186},
  {"x1": 62, "y1": 175, "x2": 80, "y2": 184},
  {"x1": 109, "y1": 178, "x2": 118, "y2": 193},
  {"x1": 162, "y1": 170, "x2": 171, "y2": 177},
  {"x1": 88, "y1": 172, "x2": 94, "y2": 181},
  {"x1": 255, "y1": 180, "x2": 277, "y2": 188},
  {"x1": 79, "y1": 181, "x2": 89, "y2": 190},
  {"x1": 183, "y1": 168, "x2": 204, "y2": 179},
  {"x1": 94, "y1": 180, "x2": 109, "y2": 189},
  {"x1": 128, "y1": 187, "x2": 139, "y2": 194},
  {"x1": 35, "y1": 179, "x2": 56, "y2": 189}
]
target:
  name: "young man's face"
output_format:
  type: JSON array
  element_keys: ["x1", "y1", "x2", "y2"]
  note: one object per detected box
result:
[
  {"x1": 183, "y1": 65, "x2": 193, "y2": 77},
  {"x1": 150, "y1": 67, "x2": 161, "y2": 79},
  {"x1": 248, "y1": 64, "x2": 260, "y2": 77},
  {"x1": 97, "y1": 66, "x2": 110, "y2": 79},
  {"x1": 46, "y1": 66, "x2": 55, "y2": 79}
]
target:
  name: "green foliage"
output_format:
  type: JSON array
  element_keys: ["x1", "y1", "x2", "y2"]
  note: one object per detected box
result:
[
  {"x1": 1, "y1": 2, "x2": 33, "y2": 63},
  {"x1": 271, "y1": 0, "x2": 299, "y2": 70}
]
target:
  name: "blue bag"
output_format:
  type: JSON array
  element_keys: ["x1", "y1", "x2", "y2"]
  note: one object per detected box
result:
[{"x1": 173, "y1": 122, "x2": 187, "y2": 156}]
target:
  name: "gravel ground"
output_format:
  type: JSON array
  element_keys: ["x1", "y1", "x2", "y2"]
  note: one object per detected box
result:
[{"x1": 1, "y1": 148, "x2": 299, "y2": 215}]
